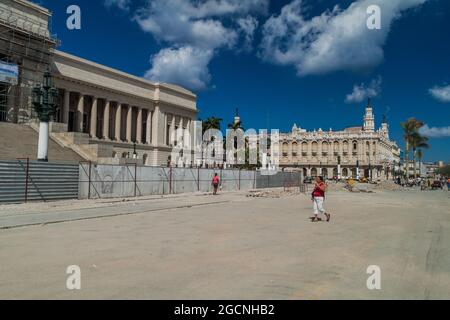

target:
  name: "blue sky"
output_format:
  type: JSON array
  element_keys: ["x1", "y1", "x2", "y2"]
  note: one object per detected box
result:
[{"x1": 37, "y1": 0, "x2": 450, "y2": 162}]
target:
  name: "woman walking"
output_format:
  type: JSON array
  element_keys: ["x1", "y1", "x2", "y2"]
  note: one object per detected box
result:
[
  {"x1": 212, "y1": 173, "x2": 220, "y2": 195},
  {"x1": 311, "y1": 176, "x2": 331, "y2": 222}
]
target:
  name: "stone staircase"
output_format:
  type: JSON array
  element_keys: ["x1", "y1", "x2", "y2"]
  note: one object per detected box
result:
[
  {"x1": 27, "y1": 121, "x2": 115, "y2": 163},
  {"x1": 0, "y1": 122, "x2": 85, "y2": 163}
]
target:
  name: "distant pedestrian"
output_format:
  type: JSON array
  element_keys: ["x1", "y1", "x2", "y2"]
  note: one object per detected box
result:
[
  {"x1": 311, "y1": 176, "x2": 330, "y2": 222},
  {"x1": 447, "y1": 177, "x2": 450, "y2": 191},
  {"x1": 212, "y1": 173, "x2": 220, "y2": 195}
]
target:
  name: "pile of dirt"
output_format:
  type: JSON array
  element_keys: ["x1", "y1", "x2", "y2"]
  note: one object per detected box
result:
[
  {"x1": 373, "y1": 180, "x2": 405, "y2": 191},
  {"x1": 246, "y1": 189, "x2": 301, "y2": 198}
]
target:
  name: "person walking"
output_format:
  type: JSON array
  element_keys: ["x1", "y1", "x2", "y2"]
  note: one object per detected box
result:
[
  {"x1": 447, "y1": 177, "x2": 450, "y2": 191},
  {"x1": 212, "y1": 173, "x2": 220, "y2": 195},
  {"x1": 311, "y1": 176, "x2": 330, "y2": 222}
]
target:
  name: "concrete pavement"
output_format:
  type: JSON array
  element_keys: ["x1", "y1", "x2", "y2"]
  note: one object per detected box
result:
[{"x1": 0, "y1": 189, "x2": 449, "y2": 299}]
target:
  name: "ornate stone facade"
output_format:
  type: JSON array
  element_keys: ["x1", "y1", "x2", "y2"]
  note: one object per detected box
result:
[{"x1": 279, "y1": 101, "x2": 401, "y2": 180}]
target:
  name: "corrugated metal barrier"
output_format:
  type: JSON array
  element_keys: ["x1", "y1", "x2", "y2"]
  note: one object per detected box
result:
[{"x1": 0, "y1": 160, "x2": 79, "y2": 203}]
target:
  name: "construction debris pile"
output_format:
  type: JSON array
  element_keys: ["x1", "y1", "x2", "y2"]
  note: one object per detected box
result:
[
  {"x1": 324, "y1": 180, "x2": 406, "y2": 193},
  {"x1": 246, "y1": 189, "x2": 302, "y2": 198},
  {"x1": 373, "y1": 180, "x2": 406, "y2": 191}
]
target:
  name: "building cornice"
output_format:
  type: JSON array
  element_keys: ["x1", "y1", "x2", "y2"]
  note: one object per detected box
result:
[
  {"x1": 53, "y1": 50, "x2": 196, "y2": 100},
  {"x1": 14, "y1": 0, "x2": 51, "y2": 17}
]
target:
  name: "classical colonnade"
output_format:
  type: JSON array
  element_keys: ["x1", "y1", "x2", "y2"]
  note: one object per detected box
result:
[{"x1": 57, "y1": 89, "x2": 192, "y2": 147}]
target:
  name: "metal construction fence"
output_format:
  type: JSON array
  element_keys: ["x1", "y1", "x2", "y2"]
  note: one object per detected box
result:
[
  {"x1": 0, "y1": 160, "x2": 306, "y2": 203},
  {"x1": 0, "y1": 159, "x2": 79, "y2": 203},
  {"x1": 79, "y1": 162, "x2": 306, "y2": 200}
]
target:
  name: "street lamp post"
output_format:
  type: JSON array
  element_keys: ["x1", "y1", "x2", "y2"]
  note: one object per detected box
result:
[
  {"x1": 132, "y1": 142, "x2": 138, "y2": 159},
  {"x1": 32, "y1": 70, "x2": 58, "y2": 162}
]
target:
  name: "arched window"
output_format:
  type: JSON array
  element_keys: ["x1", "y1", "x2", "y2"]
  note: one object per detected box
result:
[
  {"x1": 311, "y1": 141, "x2": 318, "y2": 155},
  {"x1": 334, "y1": 141, "x2": 339, "y2": 153},
  {"x1": 343, "y1": 141, "x2": 349, "y2": 154},
  {"x1": 302, "y1": 142, "x2": 308, "y2": 156},
  {"x1": 342, "y1": 168, "x2": 349, "y2": 177},
  {"x1": 333, "y1": 168, "x2": 338, "y2": 177},
  {"x1": 282, "y1": 142, "x2": 289, "y2": 157},
  {"x1": 292, "y1": 142, "x2": 298, "y2": 157},
  {"x1": 322, "y1": 141, "x2": 329, "y2": 154}
]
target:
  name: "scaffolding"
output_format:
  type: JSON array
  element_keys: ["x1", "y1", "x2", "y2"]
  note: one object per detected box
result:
[{"x1": 0, "y1": 1, "x2": 59, "y2": 123}]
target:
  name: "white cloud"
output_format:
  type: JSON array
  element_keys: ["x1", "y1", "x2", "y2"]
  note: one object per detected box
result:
[
  {"x1": 345, "y1": 76, "x2": 382, "y2": 103},
  {"x1": 145, "y1": 46, "x2": 213, "y2": 91},
  {"x1": 429, "y1": 85, "x2": 450, "y2": 103},
  {"x1": 133, "y1": 0, "x2": 269, "y2": 90},
  {"x1": 104, "y1": 0, "x2": 130, "y2": 11},
  {"x1": 237, "y1": 16, "x2": 259, "y2": 51},
  {"x1": 260, "y1": 0, "x2": 428, "y2": 76},
  {"x1": 419, "y1": 124, "x2": 450, "y2": 138}
]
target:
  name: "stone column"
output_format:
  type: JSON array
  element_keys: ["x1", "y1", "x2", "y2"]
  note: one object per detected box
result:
[
  {"x1": 126, "y1": 106, "x2": 133, "y2": 143},
  {"x1": 76, "y1": 93, "x2": 84, "y2": 133},
  {"x1": 168, "y1": 114, "x2": 174, "y2": 146},
  {"x1": 103, "y1": 100, "x2": 110, "y2": 140},
  {"x1": 90, "y1": 96, "x2": 98, "y2": 138},
  {"x1": 62, "y1": 89, "x2": 70, "y2": 124},
  {"x1": 115, "y1": 103, "x2": 122, "y2": 141},
  {"x1": 183, "y1": 118, "x2": 190, "y2": 148},
  {"x1": 152, "y1": 104, "x2": 163, "y2": 146},
  {"x1": 136, "y1": 107, "x2": 143, "y2": 143},
  {"x1": 146, "y1": 110, "x2": 152, "y2": 144}
]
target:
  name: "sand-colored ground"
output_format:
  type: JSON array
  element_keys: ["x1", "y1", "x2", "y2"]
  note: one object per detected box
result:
[{"x1": 0, "y1": 189, "x2": 449, "y2": 299}]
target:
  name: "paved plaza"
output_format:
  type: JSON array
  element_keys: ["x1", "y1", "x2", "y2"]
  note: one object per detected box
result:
[{"x1": 0, "y1": 189, "x2": 449, "y2": 299}]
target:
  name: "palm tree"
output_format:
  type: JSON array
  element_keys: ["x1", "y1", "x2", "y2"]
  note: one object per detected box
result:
[
  {"x1": 199, "y1": 117, "x2": 222, "y2": 167},
  {"x1": 201, "y1": 117, "x2": 222, "y2": 133},
  {"x1": 226, "y1": 119, "x2": 244, "y2": 166},
  {"x1": 417, "y1": 148, "x2": 423, "y2": 178},
  {"x1": 412, "y1": 133, "x2": 429, "y2": 179},
  {"x1": 400, "y1": 118, "x2": 422, "y2": 179}
]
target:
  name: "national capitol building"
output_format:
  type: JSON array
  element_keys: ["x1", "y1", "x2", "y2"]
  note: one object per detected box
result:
[{"x1": 278, "y1": 100, "x2": 401, "y2": 180}]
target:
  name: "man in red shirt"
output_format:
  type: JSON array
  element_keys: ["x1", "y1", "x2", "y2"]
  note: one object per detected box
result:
[
  {"x1": 311, "y1": 176, "x2": 331, "y2": 222},
  {"x1": 212, "y1": 173, "x2": 220, "y2": 195}
]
